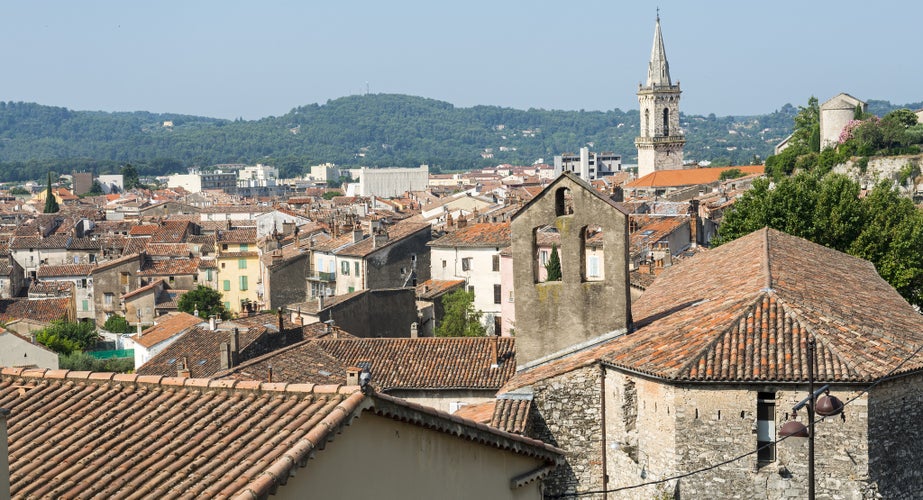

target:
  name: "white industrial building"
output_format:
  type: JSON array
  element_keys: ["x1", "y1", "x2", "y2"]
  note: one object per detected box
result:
[
  {"x1": 352, "y1": 165, "x2": 429, "y2": 198},
  {"x1": 553, "y1": 147, "x2": 622, "y2": 180}
]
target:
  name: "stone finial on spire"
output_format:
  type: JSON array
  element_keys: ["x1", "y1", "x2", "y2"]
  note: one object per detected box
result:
[{"x1": 646, "y1": 12, "x2": 672, "y2": 88}]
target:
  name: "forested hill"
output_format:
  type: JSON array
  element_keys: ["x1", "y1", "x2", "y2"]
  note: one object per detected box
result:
[{"x1": 0, "y1": 95, "x2": 917, "y2": 181}]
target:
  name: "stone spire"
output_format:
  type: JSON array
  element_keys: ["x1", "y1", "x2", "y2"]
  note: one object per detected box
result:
[{"x1": 646, "y1": 14, "x2": 672, "y2": 88}]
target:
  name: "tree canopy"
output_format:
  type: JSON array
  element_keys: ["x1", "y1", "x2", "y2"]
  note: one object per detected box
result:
[
  {"x1": 545, "y1": 244, "x2": 562, "y2": 281},
  {"x1": 714, "y1": 172, "x2": 923, "y2": 308},
  {"x1": 177, "y1": 285, "x2": 229, "y2": 320},
  {"x1": 436, "y1": 288, "x2": 486, "y2": 337},
  {"x1": 36, "y1": 320, "x2": 99, "y2": 355}
]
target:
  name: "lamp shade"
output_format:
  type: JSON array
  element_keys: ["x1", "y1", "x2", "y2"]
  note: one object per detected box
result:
[
  {"x1": 815, "y1": 394, "x2": 844, "y2": 417},
  {"x1": 779, "y1": 420, "x2": 809, "y2": 438}
]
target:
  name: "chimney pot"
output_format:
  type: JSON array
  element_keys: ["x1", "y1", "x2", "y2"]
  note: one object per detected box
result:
[
  {"x1": 346, "y1": 366, "x2": 362, "y2": 386},
  {"x1": 489, "y1": 335, "x2": 499, "y2": 368},
  {"x1": 209, "y1": 315, "x2": 217, "y2": 331},
  {"x1": 219, "y1": 342, "x2": 230, "y2": 370},
  {"x1": 410, "y1": 322, "x2": 418, "y2": 339}
]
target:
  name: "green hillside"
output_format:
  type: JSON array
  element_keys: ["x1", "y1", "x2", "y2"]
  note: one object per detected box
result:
[{"x1": 0, "y1": 94, "x2": 917, "y2": 182}]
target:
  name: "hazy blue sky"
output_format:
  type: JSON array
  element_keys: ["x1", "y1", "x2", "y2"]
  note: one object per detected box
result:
[{"x1": 3, "y1": 1, "x2": 919, "y2": 120}]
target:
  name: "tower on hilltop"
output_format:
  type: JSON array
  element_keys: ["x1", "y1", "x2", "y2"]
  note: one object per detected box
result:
[{"x1": 635, "y1": 13, "x2": 685, "y2": 178}]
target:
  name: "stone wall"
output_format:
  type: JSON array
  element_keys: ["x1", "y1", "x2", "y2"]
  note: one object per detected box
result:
[
  {"x1": 267, "y1": 252, "x2": 309, "y2": 310},
  {"x1": 366, "y1": 227, "x2": 432, "y2": 292},
  {"x1": 833, "y1": 153, "x2": 923, "y2": 194},
  {"x1": 530, "y1": 366, "x2": 605, "y2": 499},
  {"x1": 603, "y1": 375, "x2": 875, "y2": 499},
  {"x1": 868, "y1": 371, "x2": 923, "y2": 497}
]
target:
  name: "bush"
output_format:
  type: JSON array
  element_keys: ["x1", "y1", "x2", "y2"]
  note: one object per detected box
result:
[
  {"x1": 102, "y1": 314, "x2": 131, "y2": 333},
  {"x1": 35, "y1": 320, "x2": 99, "y2": 355},
  {"x1": 59, "y1": 352, "x2": 134, "y2": 372}
]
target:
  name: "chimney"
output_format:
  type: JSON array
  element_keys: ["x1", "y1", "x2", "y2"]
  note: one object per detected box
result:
[
  {"x1": 177, "y1": 356, "x2": 191, "y2": 378},
  {"x1": 372, "y1": 230, "x2": 388, "y2": 248},
  {"x1": 346, "y1": 366, "x2": 362, "y2": 386},
  {"x1": 229, "y1": 328, "x2": 239, "y2": 367},
  {"x1": 352, "y1": 227, "x2": 363, "y2": 243},
  {"x1": 0, "y1": 408, "x2": 9, "y2": 500},
  {"x1": 457, "y1": 215, "x2": 467, "y2": 229},
  {"x1": 268, "y1": 366, "x2": 273, "y2": 383},
  {"x1": 489, "y1": 335, "x2": 499, "y2": 368},
  {"x1": 410, "y1": 322, "x2": 418, "y2": 339},
  {"x1": 209, "y1": 315, "x2": 217, "y2": 331},
  {"x1": 317, "y1": 294, "x2": 325, "y2": 310},
  {"x1": 688, "y1": 199, "x2": 700, "y2": 247},
  {"x1": 219, "y1": 341, "x2": 230, "y2": 370},
  {"x1": 277, "y1": 307, "x2": 284, "y2": 334}
]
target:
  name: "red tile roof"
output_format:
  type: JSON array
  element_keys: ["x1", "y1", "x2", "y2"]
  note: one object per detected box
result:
[
  {"x1": 505, "y1": 228, "x2": 923, "y2": 389},
  {"x1": 222, "y1": 337, "x2": 517, "y2": 391},
  {"x1": 138, "y1": 257, "x2": 200, "y2": 276},
  {"x1": 133, "y1": 311, "x2": 203, "y2": 348},
  {"x1": 416, "y1": 279, "x2": 466, "y2": 300},
  {"x1": 218, "y1": 228, "x2": 257, "y2": 243},
  {"x1": 36, "y1": 263, "x2": 96, "y2": 278},
  {"x1": 428, "y1": 222, "x2": 511, "y2": 248},
  {"x1": 625, "y1": 165, "x2": 764, "y2": 189},
  {"x1": 0, "y1": 298, "x2": 71, "y2": 324},
  {"x1": 335, "y1": 221, "x2": 431, "y2": 258}
]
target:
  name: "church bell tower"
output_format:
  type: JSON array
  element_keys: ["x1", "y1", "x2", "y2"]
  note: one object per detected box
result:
[{"x1": 635, "y1": 13, "x2": 685, "y2": 178}]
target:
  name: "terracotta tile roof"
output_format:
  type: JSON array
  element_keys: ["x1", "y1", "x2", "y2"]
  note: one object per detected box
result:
[
  {"x1": 128, "y1": 224, "x2": 158, "y2": 236},
  {"x1": 218, "y1": 228, "x2": 257, "y2": 243},
  {"x1": 133, "y1": 311, "x2": 203, "y2": 348},
  {"x1": 27, "y1": 281, "x2": 73, "y2": 297},
  {"x1": 91, "y1": 253, "x2": 141, "y2": 273},
  {"x1": 219, "y1": 341, "x2": 347, "y2": 385},
  {"x1": 625, "y1": 165, "x2": 765, "y2": 189},
  {"x1": 145, "y1": 243, "x2": 192, "y2": 257},
  {"x1": 139, "y1": 257, "x2": 200, "y2": 276},
  {"x1": 36, "y1": 263, "x2": 96, "y2": 278},
  {"x1": 151, "y1": 220, "x2": 193, "y2": 243},
  {"x1": 9, "y1": 234, "x2": 70, "y2": 250},
  {"x1": 335, "y1": 221, "x2": 431, "y2": 258},
  {"x1": 0, "y1": 298, "x2": 71, "y2": 323},
  {"x1": 287, "y1": 289, "x2": 367, "y2": 315},
  {"x1": 156, "y1": 290, "x2": 186, "y2": 309},
  {"x1": 490, "y1": 396, "x2": 532, "y2": 434},
  {"x1": 505, "y1": 228, "x2": 923, "y2": 389},
  {"x1": 453, "y1": 400, "x2": 495, "y2": 424},
  {"x1": 122, "y1": 278, "x2": 165, "y2": 300},
  {"x1": 416, "y1": 279, "x2": 466, "y2": 300},
  {"x1": 224, "y1": 337, "x2": 517, "y2": 390},
  {"x1": 428, "y1": 222, "x2": 511, "y2": 248},
  {"x1": 0, "y1": 368, "x2": 369, "y2": 498},
  {"x1": 66, "y1": 237, "x2": 100, "y2": 250}
]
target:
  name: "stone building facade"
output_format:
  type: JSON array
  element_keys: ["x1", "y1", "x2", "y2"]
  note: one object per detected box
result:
[
  {"x1": 820, "y1": 92, "x2": 866, "y2": 149},
  {"x1": 510, "y1": 172, "x2": 631, "y2": 365},
  {"x1": 501, "y1": 225, "x2": 923, "y2": 499}
]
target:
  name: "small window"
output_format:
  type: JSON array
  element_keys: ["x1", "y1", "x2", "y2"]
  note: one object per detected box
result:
[
  {"x1": 341, "y1": 261, "x2": 350, "y2": 275},
  {"x1": 492, "y1": 255, "x2": 500, "y2": 272},
  {"x1": 354, "y1": 261, "x2": 360, "y2": 275},
  {"x1": 757, "y1": 392, "x2": 776, "y2": 465},
  {"x1": 82, "y1": 299, "x2": 89, "y2": 312},
  {"x1": 104, "y1": 293, "x2": 114, "y2": 306},
  {"x1": 223, "y1": 280, "x2": 231, "y2": 291},
  {"x1": 508, "y1": 290, "x2": 514, "y2": 303},
  {"x1": 468, "y1": 285, "x2": 475, "y2": 297},
  {"x1": 493, "y1": 284, "x2": 502, "y2": 304},
  {"x1": 240, "y1": 243, "x2": 249, "y2": 251},
  {"x1": 240, "y1": 276, "x2": 248, "y2": 291},
  {"x1": 238, "y1": 259, "x2": 247, "y2": 269},
  {"x1": 462, "y1": 258, "x2": 472, "y2": 272},
  {"x1": 442, "y1": 259, "x2": 447, "y2": 268},
  {"x1": 540, "y1": 251, "x2": 549, "y2": 265},
  {"x1": 224, "y1": 301, "x2": 231, "y2": 310},
  {"x1": 206, "y1": 269, "x2": 213, "y2": 281}
]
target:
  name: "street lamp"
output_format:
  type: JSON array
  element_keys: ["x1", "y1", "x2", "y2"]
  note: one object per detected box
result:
[{"x1": 778, "y1": 337, "x2": 844, "y2": 500}]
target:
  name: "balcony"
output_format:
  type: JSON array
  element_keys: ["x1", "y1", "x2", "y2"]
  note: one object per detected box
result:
[{"x1": 308, "y1": 272, "x2": 336, "y2": 283}]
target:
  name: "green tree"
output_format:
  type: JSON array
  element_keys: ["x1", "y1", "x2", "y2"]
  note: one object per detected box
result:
[
  {"x1": 791, "y1": 96, "x2": 820, "y2": 152},
  {"x1": 177, "y1": 285, "x2": 229, "y2": 320},
  {"x1": 102, "y1": 314, "x2": 132, "y2": 333},
  {"x1": 545, "y1": 244, "x2": 562, "y2": 281},
  {"x1": 36, "y1": 320, "x2": 99, "y2": 355},
  {"x1": 43, "y1": 172, "x2": 59, "y2": 213},
  {"x1": 122, "y1": 163, "x2": 143, "y2": 190},
  {"x1": 59, "y1": 351, "x2": 134, "y2": 372},
  {"x1": 86, "y1": 179, "x2": 104, "y2": 196},
  {"x1": 8, "y1": 186, "x2": 30, "y2": 195},
  {"x1": 719, "y1": 168, "x2": 745, "y2": 181},
  {"x1": 715, "y1": 173, "x2": 923, "y2": 308},
  {"x1": 436, "y1": 288, "x2": 486, "y2": 337},
  {"x1": 322, "y1": 190, "x2": 343, "y2": 200}
]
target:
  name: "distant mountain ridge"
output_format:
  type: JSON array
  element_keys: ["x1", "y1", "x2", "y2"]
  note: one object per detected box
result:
[{"x1": 0, "y1": 94, "x2": 918, "y2": 182}]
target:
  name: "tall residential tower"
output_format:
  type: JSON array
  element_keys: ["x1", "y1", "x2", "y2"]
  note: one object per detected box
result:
[{"x1": 635, "y1": 14, "x2": 685, "y2": 178}]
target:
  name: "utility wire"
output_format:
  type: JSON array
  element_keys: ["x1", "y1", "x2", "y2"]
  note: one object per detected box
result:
[{"x1": 546, "y1": 340, "x2": 923, "y2": 498}]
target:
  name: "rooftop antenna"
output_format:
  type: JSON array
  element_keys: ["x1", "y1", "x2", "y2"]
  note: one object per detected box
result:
[{"x1": 365, "y1": 81, "x2": 370, "y2": 96}]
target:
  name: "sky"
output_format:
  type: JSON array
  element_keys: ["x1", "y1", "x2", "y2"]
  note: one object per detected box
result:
[{"x1": 3, "y1": 1, "x2": 920, "y2": 121}]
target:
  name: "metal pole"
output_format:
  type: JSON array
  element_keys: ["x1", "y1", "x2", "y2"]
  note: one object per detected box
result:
[{"x1": 807, "y1": 337, "x2": 816, "y2": 500}]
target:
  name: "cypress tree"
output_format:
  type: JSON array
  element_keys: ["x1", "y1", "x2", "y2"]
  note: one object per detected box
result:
[
  {"x1": 545, "y1": 243, "x2": 562, "y2": 281},
  {"x1": 43, "y1": 172, "x2": 59, "y2": 213}
]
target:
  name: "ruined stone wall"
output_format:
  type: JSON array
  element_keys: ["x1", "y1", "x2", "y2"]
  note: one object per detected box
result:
[{"x1": 530, "y1": 366, "x2": 605, "y2": 499}]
